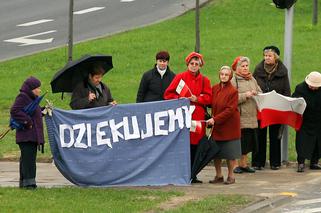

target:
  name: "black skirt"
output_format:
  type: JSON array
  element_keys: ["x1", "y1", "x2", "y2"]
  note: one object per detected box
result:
[{"x1": 240, "y1": 128, "x2": 258, "y2": 155}]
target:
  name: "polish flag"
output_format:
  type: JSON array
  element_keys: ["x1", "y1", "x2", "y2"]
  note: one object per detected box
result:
[
  {"x1": 190, "y1": 120, "x2": 202, "y2": 134},
  {"x1": 176, "y1": 79, "x2": 191, "y2": 97},
  {"x1": 254, "y1": 90, "x2": 307, "y2": 130}
]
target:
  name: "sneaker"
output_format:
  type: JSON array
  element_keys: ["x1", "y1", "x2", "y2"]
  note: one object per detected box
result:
[
  {"x1": 233, "y1": 167, "x2": 243, "y2": 174},
  {"x1": 310, "y1": 164, "x2": 321, "y2": 170},
  {"x1": 270, "y1": 165, "x2": 280, "y2": 170},
  {"x1": 297, "y1": 164, "x2": 305, "y2": 173},
  {"x1": 241, "y1": 166, "x2": 256, "y2": 173},
  {"x1": 253, "y1": 166, "x2": 263, "y2": 170}
]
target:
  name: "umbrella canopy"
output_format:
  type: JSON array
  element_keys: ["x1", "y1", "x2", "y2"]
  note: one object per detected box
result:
[
  {"x1": 191, "y1": 135, "x2": 220, "y2": 180},
  {"x1": 50, "y1": 55, "x2": 113, "y2": 93}
]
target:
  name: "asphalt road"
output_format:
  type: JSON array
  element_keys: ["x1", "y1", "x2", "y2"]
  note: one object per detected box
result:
[{"x1": 0, "y1": 0, "x2": 206, "y2": 62}]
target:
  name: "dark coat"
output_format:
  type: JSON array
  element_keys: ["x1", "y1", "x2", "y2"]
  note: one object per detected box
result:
[
  {"x1": 292, "y1": 82, "x2": 321, "y2": 159},
  {"x1": 136, "y1": 66, "x2": 175, "y2": 102},
  {"x1": 10, "y1": 81, "x2": 44, "y2": 145},
  {"x1": 253, "y1": 60, "x2": 291, "y2": 96},
  {"x1": 70, "y1": 80, "x2": 114, "y2": 109}
]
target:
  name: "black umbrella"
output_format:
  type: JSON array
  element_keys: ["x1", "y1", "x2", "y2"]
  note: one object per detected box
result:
[
  {"x1": 191, "y1": 129, "x2": 220, "y2": 180},
  {"x1": 50, "y1": 55, "x2": 113, "y2": 93}
]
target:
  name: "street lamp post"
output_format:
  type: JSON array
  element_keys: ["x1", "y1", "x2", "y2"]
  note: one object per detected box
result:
[
  {"x1": 195, "y1": 0, "x2": 200, "y2": 53},
  {"x1": 68, "y1": 0, "x2": 74, "y2": 62}
]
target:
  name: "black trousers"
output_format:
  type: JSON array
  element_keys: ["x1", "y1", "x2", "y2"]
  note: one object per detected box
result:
[
  {"x1": 252, "y1": 124, "x2": 281, "y2": 167},
  {"x1": 297, "y1": 146, "x2": 320, "y2": 165},
  {"x1": 190, "y1": 144, "x2": 198, "y2": 174},
  {"x1": 18, "y1": 142, "x2": 37, "y2": 187}
]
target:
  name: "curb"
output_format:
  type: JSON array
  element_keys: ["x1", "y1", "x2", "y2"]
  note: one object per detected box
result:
[{"x1": 239, "y1": 195, "x2": 293, "y2": 213}]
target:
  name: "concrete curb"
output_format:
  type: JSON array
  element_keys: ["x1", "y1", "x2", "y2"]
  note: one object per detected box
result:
[{"x1": 239, "y1": 195, "x2": 293, "y2": 213}]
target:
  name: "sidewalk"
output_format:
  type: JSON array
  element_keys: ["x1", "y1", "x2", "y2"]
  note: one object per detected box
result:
[{"x1": 1, "y1": 161, "x2": 321, "y2": 211}]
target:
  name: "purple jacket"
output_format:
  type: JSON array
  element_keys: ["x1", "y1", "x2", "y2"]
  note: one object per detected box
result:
[{"x1": 10, "y1": 78, "x2": 44, "y2": 145}]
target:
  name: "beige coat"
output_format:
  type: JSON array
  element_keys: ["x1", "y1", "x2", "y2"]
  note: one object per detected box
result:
[{"x1": 231, "y1": 75, "x2": 262, "y2": 129}]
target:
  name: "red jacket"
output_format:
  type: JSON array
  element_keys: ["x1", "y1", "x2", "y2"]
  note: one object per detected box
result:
[
  {"x1": 211, "y1": 81, "x2": 241, "y2": 141},
  {"x1": 164, "y1": 70, "x2": 211, "y2": 145}
]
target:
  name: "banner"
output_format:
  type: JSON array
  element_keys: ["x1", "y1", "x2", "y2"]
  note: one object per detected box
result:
[
  {"x1": 45, "y1": 99, "x2": 192, "y2": 186},
  {"x1": 254, "y1": 90, "x2": 306, "y2": 130}
]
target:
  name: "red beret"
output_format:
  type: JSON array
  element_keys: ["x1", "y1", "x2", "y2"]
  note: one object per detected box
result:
[
  {"x1": 185, "y1": 52, "x2": 204, "y2": 67},
  {"x1": 231, "y1": 56, "x2": 243, "y2": 71}
]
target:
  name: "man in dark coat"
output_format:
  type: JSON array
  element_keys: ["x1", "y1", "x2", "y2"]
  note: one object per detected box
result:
[
  {"x1": 10, "y1": 76, "x2": 45, "y2": 189},
  {"x1": 292, "y1": 71, "x2": 321, "y2": 172},
  {"x1": 252, "y1": 46, "x2": 291, "y2": 170},
  {"x1": 136, "y1": 51, "x2": 175, "y2": 102},
  {"x1": 70, "y1": 64, "x2": 116, "y2": 109}
]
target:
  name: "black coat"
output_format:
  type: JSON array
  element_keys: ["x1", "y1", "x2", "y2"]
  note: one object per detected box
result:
[
  {"x1": 253, "y1": 60, "x2": 291, "y2": 96},
  {"x1": 293, "y1": 82, "x2": 321, "y2": 159},
  {"x1": 70, "y1": 80, "x2": 114, "y2": 109},
  {"x1": 136, "y1": 66, "x2": 175, "y2": 102}
]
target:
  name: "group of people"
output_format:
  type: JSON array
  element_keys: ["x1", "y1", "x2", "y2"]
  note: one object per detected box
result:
[{"x1": 10, "y1": 46, "x2": 321, "y2": 189}]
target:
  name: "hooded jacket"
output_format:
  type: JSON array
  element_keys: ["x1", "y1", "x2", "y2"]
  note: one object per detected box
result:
[{"x1": 10, "y1": 77, "x2": 44, "y2": 145}]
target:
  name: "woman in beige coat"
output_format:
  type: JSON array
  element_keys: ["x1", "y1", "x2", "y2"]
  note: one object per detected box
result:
[{"x1": 231, "y1": 56, "x2": 262, "y2": 173}]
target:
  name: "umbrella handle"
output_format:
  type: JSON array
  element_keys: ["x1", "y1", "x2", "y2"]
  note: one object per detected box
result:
[{"x1": 0, "y1": 127, "x2": 11, "y2": 140}]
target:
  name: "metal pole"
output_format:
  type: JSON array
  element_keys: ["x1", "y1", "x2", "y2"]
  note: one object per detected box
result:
[
  {"x1": 281, "y1": 5, "x2": 294, "y2": 163},
  {"x1": 313, "y1": 0, "x2": 318, "y2": 25},
  {"x1": 195, "y1": 0, "x2": 200, "y2": 53},
  {"x1": 68, "y1": 0, "x2": 74, "y2": 62}
]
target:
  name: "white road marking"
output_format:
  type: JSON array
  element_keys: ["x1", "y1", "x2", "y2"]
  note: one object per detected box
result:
[
  {"x1": 17, "y1": 19, "x2": 54, "y2": 27},
  {"x1": 120, "y1": 0, "x2": 135, "y2": 2},
  {"x1": 293, "y1": 198, "x2": 321, "y2": 205},
  {"x1": 4, "y1": 30, "x2": 56, "y2": 46},
  {"x1": 286, "y1": 207, "x2": 321, "y2": 213},
  {"x1": 74, "y1": 7, "x2": 105, "y2": 15}
]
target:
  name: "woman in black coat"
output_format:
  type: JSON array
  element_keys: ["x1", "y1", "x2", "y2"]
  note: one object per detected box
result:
[
  {"x1": 292, "y1": 71, "x2": 321, "y2": 172},
  {"x1": 252, "y1": 46, "x2": 291, "y2": 170}
]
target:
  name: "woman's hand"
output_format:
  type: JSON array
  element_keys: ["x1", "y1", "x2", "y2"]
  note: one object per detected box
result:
[
  {"x1": 206, "y1": 118, "x2": 215, "y2": 126},
  {"x1": 189, "y1": 95, "x2": 198, "y2": 102},
  {"x1": 109, "y1": 100, "x2": 117, "y2": 106}
]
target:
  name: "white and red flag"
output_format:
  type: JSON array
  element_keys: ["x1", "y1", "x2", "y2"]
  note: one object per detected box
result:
[
  {"x1": 254, "y1": 90, "x2": 307, "y2": 130},
  {"x1": 176, "y1": 79, "x2": 192, "y2": 97},
  {"x1": 190, "y1": 120, "x2": 202, "y2": 134}
]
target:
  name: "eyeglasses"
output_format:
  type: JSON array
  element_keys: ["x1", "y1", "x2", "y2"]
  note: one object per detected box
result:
[{"x1": 189, "y1": 62, "x2": 200, "y2": 66}]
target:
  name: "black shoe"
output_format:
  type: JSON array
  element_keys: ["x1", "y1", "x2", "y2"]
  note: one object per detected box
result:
[
  {"x1": 270, "y1": 166, "x2": 280, "y2": 170},
  {"x1": 310, "y1": 164, "x2": 321, "y2": 170},
  {"x1": 191, "y1": 178, "x2": 203, "y2": 184},
  {"x1": 233, "y1": 167, "x2": 243, "y2": 174},
  {"x1": 253, "y1": 166, "x2": 263, "y2": 170},
  {"x1": 241, "y1": 166, "x2": 256, "y2": 173},
  {"x1": 297, "y1": 164, "x2": 305, "y2": 173}
]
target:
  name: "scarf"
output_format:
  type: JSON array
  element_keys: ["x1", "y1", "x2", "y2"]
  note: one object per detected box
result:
[
  {"x1": 235, "y1": 70, "x2": 252, "y2": 80},
  {"x1": 264, "y1": 62, "x2": 278, "y2": 80}
]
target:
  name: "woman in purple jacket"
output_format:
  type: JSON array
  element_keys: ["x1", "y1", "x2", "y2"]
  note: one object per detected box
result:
[{"x1": 10, "y1": 76, "x2": 45, "y2": 189}]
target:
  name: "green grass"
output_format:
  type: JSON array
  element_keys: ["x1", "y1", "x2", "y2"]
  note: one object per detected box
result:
[
  {"x1": 0, "y1": 187, "x2": 182, "y2": 213},
  {"x1": 164, "y1": 194, "x2": 252, "y2": 213},
  {"x1": 1, "y1": 0, "x2": 320, "y2": 160},
  {"x1": 0, "y1": 187, "x2": 253, "y2": 213}
]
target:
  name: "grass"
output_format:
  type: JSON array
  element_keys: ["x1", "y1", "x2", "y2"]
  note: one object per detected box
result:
[
  {"x1": 0, "y1": 187, "x2": 253, "y2": 213},
  {"x1": 0, "y1": 0, "x2": 320, "y2": 160},
  {"x1": 0, "y1": 187, "x2": 182, "y2": 213},
  {"x1": 164, "y1": 194, "x2": 252, "y2": 213}
]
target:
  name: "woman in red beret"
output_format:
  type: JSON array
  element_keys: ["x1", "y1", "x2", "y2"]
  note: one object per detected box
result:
[{"x1": 164, "y1": 52, "x2": 211, "y2": 183}]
